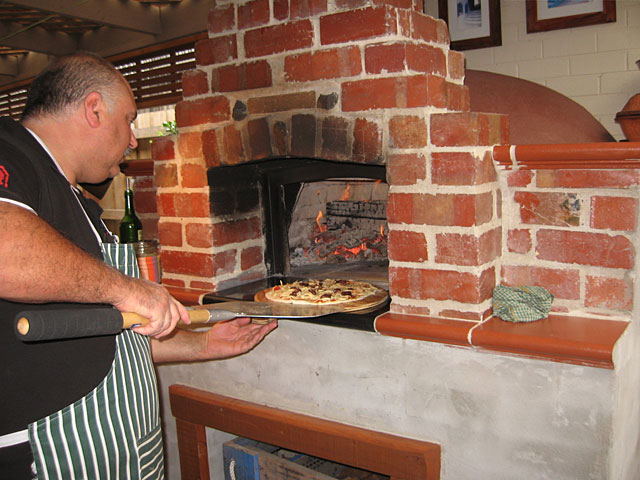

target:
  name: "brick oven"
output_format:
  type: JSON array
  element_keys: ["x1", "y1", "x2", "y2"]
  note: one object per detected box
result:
[{"x1": 138, "y1": 0, "x2": 640, "y2": 478}]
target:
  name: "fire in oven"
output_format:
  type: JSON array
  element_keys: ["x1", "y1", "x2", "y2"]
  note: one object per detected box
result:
[{"x1": 203, "y1": 158, "x2": 390, "y2": 331}]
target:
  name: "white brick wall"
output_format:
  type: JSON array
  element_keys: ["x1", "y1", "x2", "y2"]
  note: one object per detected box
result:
[{"x1": 425, "y1": 0, "x2": 640, "y2": 141}]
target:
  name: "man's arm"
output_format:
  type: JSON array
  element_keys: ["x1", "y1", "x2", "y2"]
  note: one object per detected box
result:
[
  {"x1": 0, "y1": 202, "x2": 188, "y2": 337},
  {"x1": 151, "y1": 318, "x2": 278, "y2": 364}
]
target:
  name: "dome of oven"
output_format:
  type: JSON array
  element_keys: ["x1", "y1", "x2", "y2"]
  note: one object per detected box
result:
[{"x1": 465, "y1": 70, "x2": 615, "y2": 144}]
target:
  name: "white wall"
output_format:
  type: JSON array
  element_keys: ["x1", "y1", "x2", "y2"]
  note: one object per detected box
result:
[
  {"x1": 424, "y1": 0, "x2": 640, "y2": 141},
  {"x1": 158, "y1": 322, "x2": 620, "y2": 480}
]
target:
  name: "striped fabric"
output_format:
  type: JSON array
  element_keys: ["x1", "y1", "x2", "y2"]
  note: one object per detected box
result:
[{"x1": 29, "y1": 243, "x2": 164, "y2": 479}]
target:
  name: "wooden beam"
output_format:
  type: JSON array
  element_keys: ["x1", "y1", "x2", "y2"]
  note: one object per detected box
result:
[
  {"x1": 170, "y1": 384, "x2": 441, "y2": 480},
  {"x1": 8, "y1": 0, "x2": 162, "y2": 34},
  {"x1": 0, "y1": 21, "x2": 77, "y2": 55}
]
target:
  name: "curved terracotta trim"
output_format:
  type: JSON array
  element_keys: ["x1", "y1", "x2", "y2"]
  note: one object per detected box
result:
[
  {"x1": 493, "y1": 142, "x2": 640, "y2": 169},
  {"x1": 375, "y1": 312, "x2": 628, "y2": 369},
  {"x1": 375, "y1": 312, "x2": 475, "y2": 346}
]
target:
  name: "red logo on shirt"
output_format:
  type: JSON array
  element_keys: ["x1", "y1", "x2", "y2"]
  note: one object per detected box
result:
[{"x1": 0, "y1": 165, "x2": 8, "y2": 187}]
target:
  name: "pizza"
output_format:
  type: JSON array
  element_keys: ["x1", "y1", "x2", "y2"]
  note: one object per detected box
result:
[{"x1": 260, "y1": 278, "x2": 383, "y2": 305}]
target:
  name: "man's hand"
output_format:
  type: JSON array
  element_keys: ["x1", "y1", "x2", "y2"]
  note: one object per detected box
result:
[
  {"x1": 151, "y1": 317, "x2": 278, "y2": 364},
  {"x1": 112, "y1": 278, "x2": 190, "y2": 338}
]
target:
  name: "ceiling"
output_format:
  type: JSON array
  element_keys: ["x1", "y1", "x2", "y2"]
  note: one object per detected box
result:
[{"x1": 0, "y1": 0, "x2": 212, "y2": 89}]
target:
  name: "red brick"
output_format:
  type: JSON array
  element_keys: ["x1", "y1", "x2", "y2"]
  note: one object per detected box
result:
[
  {"x1": 387, "y1": 153, "x2": 426, "y2": 185},
  {"x1": 213, "y1": 60, "x2": 272, "y2": 92},
  {"x1": 291, "y1": 114, "x2": 316, "y2": 158},
  {"x1": 446, "y1": 82, "x2": 470, "y2": 111},
  {"x1": 151, "y1": 136, "x2": 175, "y2": 161},
  {"x1": 158, "y1": 221, "x2": 183, "y2": 247},
  {"x1": 241, "y1": 246, "x2": 264, "y2": 270},
  {"x1": 238, "y1": 0, "x2": 270, "y2": 29},
  {"x1": 142, "y1": 218, "x2": 159, "y2": 241},
  {"x1": 321, "y1": 116, "x2": 349, "y2": 161},
  {"x1": 181, "y1": 69, "x2": 209, "y2": 97},
  {"x1": 177, "y1": 132, "x2": 202, "y2": 160},
  {"x1": 133, "y1": 176, "x2": 154, "y2": 189},
  {"x1": 181, "y1": 163, "x2": 207, "y2": 188},
  {"x1": 387, "y1": 192, "x2": 492, "y2": 227},
  {"x1": 208, "y1": 5, "x2": 235, "y2": 34},
  {"x1": 244, "y1": 20, "x2": 314, "y2": 58},
  {"x1": 537, "y1": 170, "x2": 640, "y2": 189},
  {"x1": 342, "y1": 77, "x2": 397, "y2": 111},
  {"x1": 590, "y1": 196, "x2": 638, "y2": 231},
  {"x1": 248, "y1": 117, "x2": 273, "y2": 160},
  {"x1": 390, "y1": 266, "x2": 494, "y2": 303},
  {"x1": 373, "y1": 0, "x2": 414, "y2": 8},
  {"x1": 175, "y1": 96, "x2": 230, "y2": 128},
  {"x1": 221, "y1": 125, "x2": 246, "y2": 165},
  {"x1": 161, "y1": 250, "x2": 214, "y2": 277},
  {"x1": 507, "y1": 170, "x2": 534, "y2": 187},
  {"x1": 284, "y1": 46, "x2": 361, "y2": 82},
  {"x1": 389, "y1": 115, "x2": 428, "y2": 148},
  {"x1": 388, "y1": 230, "x2": 428, "y2": 262},
  {"x1": 410, "y1": 10, "x2": 439, "y2": 43},
  {"x1": 290, "y1": 0, "x2": 328, "y2": 18},
  {"x1": 389, "y1": 304, "x2": 431, "y2": 317},
  {"x1": 159, "y1": 193, "x2": 209, "y2": 218},
  {"x1": 213, "y1": 250, "x2": 238, "y2": 276},
  {"x1": 501, "y1": 265, "x2": 580, "y2": 300},
  {"x1": 448, "y1": 49, "x2": 465, "y2": 80},
  {"x1": 536, "y1": 230, "x2": 634, "y2": 269},
  {"x1": 364, "y1": 43, "x2": 406, "y2": 74},
  {"x1": 274, "y1": 0, "x2": 289, "y2": 20},
  {"x1": 202, "y1": 129, "x2": 221, "y2": 167},
  {"x1": 212, "y1": 217, "x2": 262, "y2": 246},
  {"x1": 435, "y1": 228, "x2": 500, "y2": 266},
  {"x1": 431, "y1": 112, "x2": 506, "y2": 147},
  {"x1": 195, "y1": 36, "x2": 238, "y2": 66},
  {"x1": 432, "y1": 152, "x2": 475, "y2": 185},
  {"x1": 585, "y1": 276, "x2": 633, "y2": 311},
  {"x1": 507, "y1": 229, "x2": 532, "y2": 254},
  {"x1": 186, "y1": 222, "x2": 214, "y2": 248},
  {"x1": 162, "y1": 278, "x2": 185, "y2": 288},
  {"x1": 190, "y1": 280, "x2": 215, "y2": 290},
  {"x1": 514, "y1": 191, "x2": 581, "y2": 226},
  {"x1": 248, "y1": 91, "x2": 316, "y2": 113},
  {"x1": 352, "y1": 117, "x2": 382, "y2": 163},
  {"x1": 405, "y1": 43, "x2": 446, "y2": 76},
  {"x1": 133, "y1": 190, "x2": 157, "y2": 214},
  {"x1": 154, "y1": 163, "x2": 178, "y2": 188},
  {"x1": 320, "y1": 6, "x2": 397, "y2": 45}
]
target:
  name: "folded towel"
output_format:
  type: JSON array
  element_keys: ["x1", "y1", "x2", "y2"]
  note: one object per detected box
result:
[{"x1": 492, "y1": 285, "x2": 554, "y2": 323}]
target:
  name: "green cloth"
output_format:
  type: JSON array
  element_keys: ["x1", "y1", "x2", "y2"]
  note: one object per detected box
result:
[{"x1": 492, "y1": 285, "x2": 554, "y2": 323}]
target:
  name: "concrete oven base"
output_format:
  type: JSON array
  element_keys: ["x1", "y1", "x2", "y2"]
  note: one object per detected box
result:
[{"x1": 156, "y1": 319, "x2": 638, "y2": 480}]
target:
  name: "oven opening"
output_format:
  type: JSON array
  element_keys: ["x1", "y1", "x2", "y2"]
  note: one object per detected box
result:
[{"x1": 204, "y1": 158, "x2": 389, "y2": 330}]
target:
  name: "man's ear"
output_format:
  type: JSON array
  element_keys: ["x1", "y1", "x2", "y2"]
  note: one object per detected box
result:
[{"x1": 84, "y1": 92, "x2": 104, "y2": 128}]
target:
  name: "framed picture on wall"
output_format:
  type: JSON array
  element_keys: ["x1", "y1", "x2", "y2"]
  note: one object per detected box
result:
[
  {"x1": 526, "y1": 0, "x2": 616, "y2": 33},
  {"x1": 438, "y1": 0, "x2": 502, "y2": 51}
]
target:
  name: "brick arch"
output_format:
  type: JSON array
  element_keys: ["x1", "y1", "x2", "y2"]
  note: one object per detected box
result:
[{"x1": 200, "y1": 111, "x2": 391, "y2": 168}]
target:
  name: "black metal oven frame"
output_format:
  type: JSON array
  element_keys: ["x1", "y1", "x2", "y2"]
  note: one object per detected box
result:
[{"x1": 203, "y1": 158, "x2": 389, "y2": 331}]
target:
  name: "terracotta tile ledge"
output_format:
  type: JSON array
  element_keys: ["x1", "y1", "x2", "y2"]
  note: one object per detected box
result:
[
  {"x1": 167, "y1": 286, "x2": 628, "y2": 369},
  {"x1": 375, "y1": 312, "x2": 629, "y2": 369}
]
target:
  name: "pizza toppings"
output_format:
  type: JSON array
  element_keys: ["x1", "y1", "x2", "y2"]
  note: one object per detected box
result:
[{"x1": 263, "y1": 278, "x2": 381, "y2": 305}]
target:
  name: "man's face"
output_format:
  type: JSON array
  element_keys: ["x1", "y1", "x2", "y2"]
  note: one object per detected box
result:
[{"x1": 83, "y1": 81, "x2": 138, "y2": 184}]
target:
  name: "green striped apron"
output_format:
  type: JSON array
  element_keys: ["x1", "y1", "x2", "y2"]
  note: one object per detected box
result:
[{"x1": 28, "y1": 243, "x2": 165, "y2": 480}]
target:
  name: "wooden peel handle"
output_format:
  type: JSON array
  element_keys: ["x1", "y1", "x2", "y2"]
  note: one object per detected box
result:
[{"x1": 15, "y1": 307, "x2": 214, "y2": 342}]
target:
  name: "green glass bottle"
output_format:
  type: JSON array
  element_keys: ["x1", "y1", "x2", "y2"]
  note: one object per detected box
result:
[{"x1": 119, "y1": 178, "x2": 143, "y2": 243}]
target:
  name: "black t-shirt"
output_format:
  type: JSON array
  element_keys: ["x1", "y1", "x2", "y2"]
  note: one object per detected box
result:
[{"x1": 0, "y1": 117, "x2": 117, "y2": 435}]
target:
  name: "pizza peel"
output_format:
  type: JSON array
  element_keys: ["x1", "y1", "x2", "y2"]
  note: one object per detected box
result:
[{"x1": 14, "y1": 301, "x2": 349, "y2": 342}]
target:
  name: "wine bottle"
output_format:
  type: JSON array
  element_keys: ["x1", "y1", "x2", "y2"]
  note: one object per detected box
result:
[{"x1": 119, "y1": 177, "x2": 143, "y2": 243}]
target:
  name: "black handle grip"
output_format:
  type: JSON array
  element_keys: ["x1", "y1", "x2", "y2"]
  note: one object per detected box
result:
[{"x1": 15, "y1": 308, "x2": 124, "y2": 341}]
